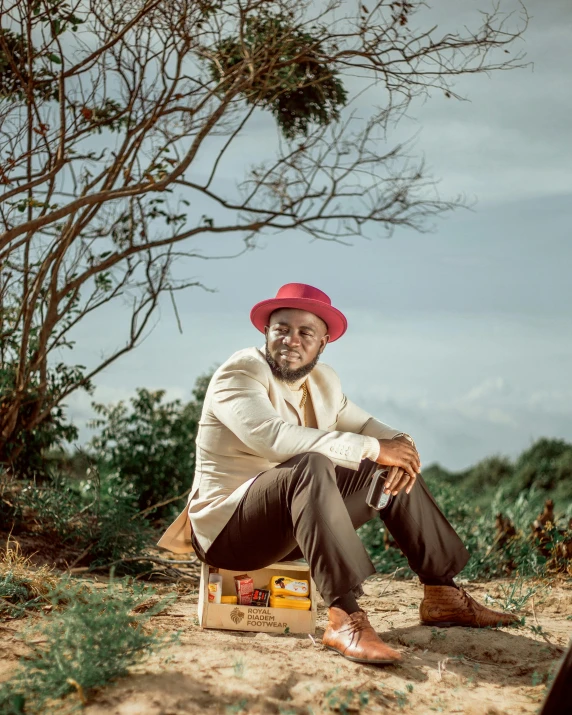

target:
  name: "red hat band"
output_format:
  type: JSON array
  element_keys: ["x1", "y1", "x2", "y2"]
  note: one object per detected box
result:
[{"x1": 250, "y1": 283, "x2": 347, "y2": 342}]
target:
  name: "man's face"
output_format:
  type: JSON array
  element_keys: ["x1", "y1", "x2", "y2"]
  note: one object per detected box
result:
[{"x1": 264, "y1": 308, "x2": 329, "y2": 383}]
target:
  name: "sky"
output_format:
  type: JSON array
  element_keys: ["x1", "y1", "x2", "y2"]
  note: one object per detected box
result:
[{"x1": 64, "y1": 0, "x2": 572, "y2": 471}]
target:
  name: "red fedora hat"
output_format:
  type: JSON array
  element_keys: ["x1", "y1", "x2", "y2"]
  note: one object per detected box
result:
[{"x1": 250, "y1": 283, "x2": 347, "y2": 342}]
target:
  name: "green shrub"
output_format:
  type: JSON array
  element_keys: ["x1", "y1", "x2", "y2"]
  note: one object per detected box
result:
[
  {"x1": 0, "y1": 571, "x2": 47, "y2": 620},
  {"x1": 0, "y1": 571, "x2": 62, "y2": 623},
  {"x1": 462, "y1": 455, "x2": 514, "y2": 494},
  {"x1": 0, "y1": 577, "x2": 176, "y2": 714},
  {"x1": 7, "y1": 469, "x2": 153, "y2": 568},
  {"x1": 508, "y1": 438, "x2": 572, "y2": 500},
  {"x1": 87, "y1": 477, "x2": 153, "y2": 565},
  {"x1": 361, "y1": 479, "x2": 568, "y2": 581},
  {"x1": 455, "y1": 487, "x2": 547, "y2": 580},
  {"x1": 1, "y1": 371, "x2": 212, "y2": 568},
  {"x1": 88, "y1": 372, "x2": 212, "y2": 518},
  {"x1": 419, "y1": 463, "x2": 456, "y2": 485},
  {"x1": 0, "y1": 291, "x2": 92, "y2": 480},
  {"x1": 422, "y1": 439, "x2": 572, "y2": 505},
  {"x1": 361, "y1": 438, "x2": 571, "y2": 580}
]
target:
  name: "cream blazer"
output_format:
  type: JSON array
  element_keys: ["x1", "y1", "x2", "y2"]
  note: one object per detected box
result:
[{"x1": 157, "y1": 346, "x2": 405, "y2": 554}]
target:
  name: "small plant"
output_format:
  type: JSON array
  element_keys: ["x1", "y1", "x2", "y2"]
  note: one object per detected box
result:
[
  {"x1": 431, "y1": 627, "x2": 447, "y2": 641},
  {"x1": 394, "y1": 689, "x2": 408, "y2": 710},
  {"x1": 324, "y1": 687, "x2": 367, "y2": 714},
  {"x1": 0, "y1": 576, "x2": 176, "y2": 712},
  {"x1": 465, "y1": 663, "x2": 480, "y2": 687},
  {"x1": 529, "y1": 623, "x2": 555, "y2": 645},
  {"x1": 233, "y1": 658, "x2": 245, "y2": 678},
  {"x1": 0, "y1": 540, "x2": 59, "y2": 619},
  {"x1": 430, "y1": 696, "x2": 447, "y2": 712},
  {"x1": 490, "y1": 577, "x2": 545, "y2": 612}
]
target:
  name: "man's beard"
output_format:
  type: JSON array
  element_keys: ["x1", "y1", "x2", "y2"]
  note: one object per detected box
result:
[{"x1": 265, "y1": 344, "x2": 321, "y2": 384}]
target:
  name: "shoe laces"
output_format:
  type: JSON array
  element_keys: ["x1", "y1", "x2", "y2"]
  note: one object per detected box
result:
[
  {"x1": 458, "y1": 587, "x2": 477, "y2": 611},
  {"x1": 346, "y1": 610, "x2": 370, "y2": 633}
]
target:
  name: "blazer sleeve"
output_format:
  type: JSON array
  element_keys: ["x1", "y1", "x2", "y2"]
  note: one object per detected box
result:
[
  {"x1": 336, "y1": 393, "x2": 410, "y2": 442},
  {"x1": 211, "y1": 357, "x2": 371, "y2": 470}
]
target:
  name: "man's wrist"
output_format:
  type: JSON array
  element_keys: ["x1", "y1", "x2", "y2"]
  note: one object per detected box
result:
[{"x1": 392, "y1": 432, "x2": 416, "y2": 449}]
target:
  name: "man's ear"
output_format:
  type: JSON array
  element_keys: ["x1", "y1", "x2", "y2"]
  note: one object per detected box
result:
[
  {"x1": 264, "y1": 326, "x2": 269, "y2": 338},
  {"x1": 319, "y1": 335, "x2": 330, "y2": 354}
]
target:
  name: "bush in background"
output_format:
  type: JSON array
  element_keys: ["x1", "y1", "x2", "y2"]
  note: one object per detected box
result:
[
  {"x1": 88, "y1": 372, "x2": 212, "y2": 519},
  {"x1": 422, "y1": 438, "x2": 572, "y2": 506},
  {"x1": 508, "y1": 438, "x2": 572, "y2": 502},
  {"x1": 0, "y1": 371, "x2": 214, "y2": 571},
  {"x1": 0, "y1": 292, "x2": 93, "y2": 481},
  {"x1": 360, "y1": 459, "x2": 572, "y2": 581},
  {"x1": 1, "y1": 468, "x2": 153, "y2": 569}
]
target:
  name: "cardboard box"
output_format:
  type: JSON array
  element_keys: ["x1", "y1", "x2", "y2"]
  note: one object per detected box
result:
[{"x1": 198, "y1": 560, "x2": 317, "y2": 634}]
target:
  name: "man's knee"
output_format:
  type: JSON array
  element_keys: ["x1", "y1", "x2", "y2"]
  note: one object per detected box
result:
[
  {"x1": 288, "y1": 452, "x2": 336, "y2": 492},
  {"x1": 297, "y1": 451, "x2": 336, "y2": 474}
]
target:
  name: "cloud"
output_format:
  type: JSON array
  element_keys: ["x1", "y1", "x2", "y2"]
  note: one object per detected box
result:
[{"x1": 463, "y1": 377, "x2": 510, "y2": 404}]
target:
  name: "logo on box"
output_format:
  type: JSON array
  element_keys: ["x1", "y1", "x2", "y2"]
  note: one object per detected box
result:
[{"x1": 230, "y1": 607, "x2": 245, "y2": 624}]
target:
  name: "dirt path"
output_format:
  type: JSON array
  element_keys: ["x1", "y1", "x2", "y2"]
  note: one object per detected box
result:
[{"x1": 1, "y1": 577, "x2": 571, "y2": 714}]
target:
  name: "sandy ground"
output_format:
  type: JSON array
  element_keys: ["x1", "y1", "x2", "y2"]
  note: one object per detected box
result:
[{"x1": 2, "y1": 575, "x2": 570, "y2": 714}]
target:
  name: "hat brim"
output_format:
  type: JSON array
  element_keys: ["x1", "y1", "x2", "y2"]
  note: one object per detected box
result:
[{"x1": 250, "y1": 298, "x2": 347, "y2": 342}]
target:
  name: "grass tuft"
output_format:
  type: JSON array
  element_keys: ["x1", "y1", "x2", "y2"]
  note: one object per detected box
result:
[
  {"x1": 0, "y1": 575, "x2": 177, "y2": 713},
  {"x1": 0, "y1": 539, "x2": 59, "y2": 619}
]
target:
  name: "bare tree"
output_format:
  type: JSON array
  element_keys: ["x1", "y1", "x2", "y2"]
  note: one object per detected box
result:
[{"x1": 0, "y1": 0, "x2": 527, "y2": 467}]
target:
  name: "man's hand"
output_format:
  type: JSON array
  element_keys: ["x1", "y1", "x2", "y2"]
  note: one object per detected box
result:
[
  {"x1": 376, "y1": 437, "x2": 421, "y2": 495},
  {"x1": 383, "y1": 466, "x2": 415, "y2": 496}
]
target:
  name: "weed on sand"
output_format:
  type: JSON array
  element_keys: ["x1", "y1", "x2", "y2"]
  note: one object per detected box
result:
[
  {"x1": 0, "y1": 575, "x2": 177, "y2": 714},
  {"x1": 0, "y1": 539, "x2": 59, "y2": 619}
]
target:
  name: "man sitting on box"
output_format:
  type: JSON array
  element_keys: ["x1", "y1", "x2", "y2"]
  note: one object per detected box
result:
[{"x1": 159, "y1": 283, "x2": 518, "y2": 665}]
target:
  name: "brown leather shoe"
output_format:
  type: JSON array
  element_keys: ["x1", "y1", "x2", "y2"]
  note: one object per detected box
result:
[
  {"x1": 322, "y1": 607, "x2": 402, "y2": 665},
  {"x1": 420, "y1": 585, "x2": 520, "y2": 628}
]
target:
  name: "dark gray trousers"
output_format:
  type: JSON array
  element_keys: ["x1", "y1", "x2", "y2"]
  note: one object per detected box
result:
[{"x1": 191, "y1": 453, "x2": 469, "y2": 606}]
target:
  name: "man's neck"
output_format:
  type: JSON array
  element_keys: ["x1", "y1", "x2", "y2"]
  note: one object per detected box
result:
[{"x1": 286, "y1": 376, "x2": 308, "y2": 391}]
